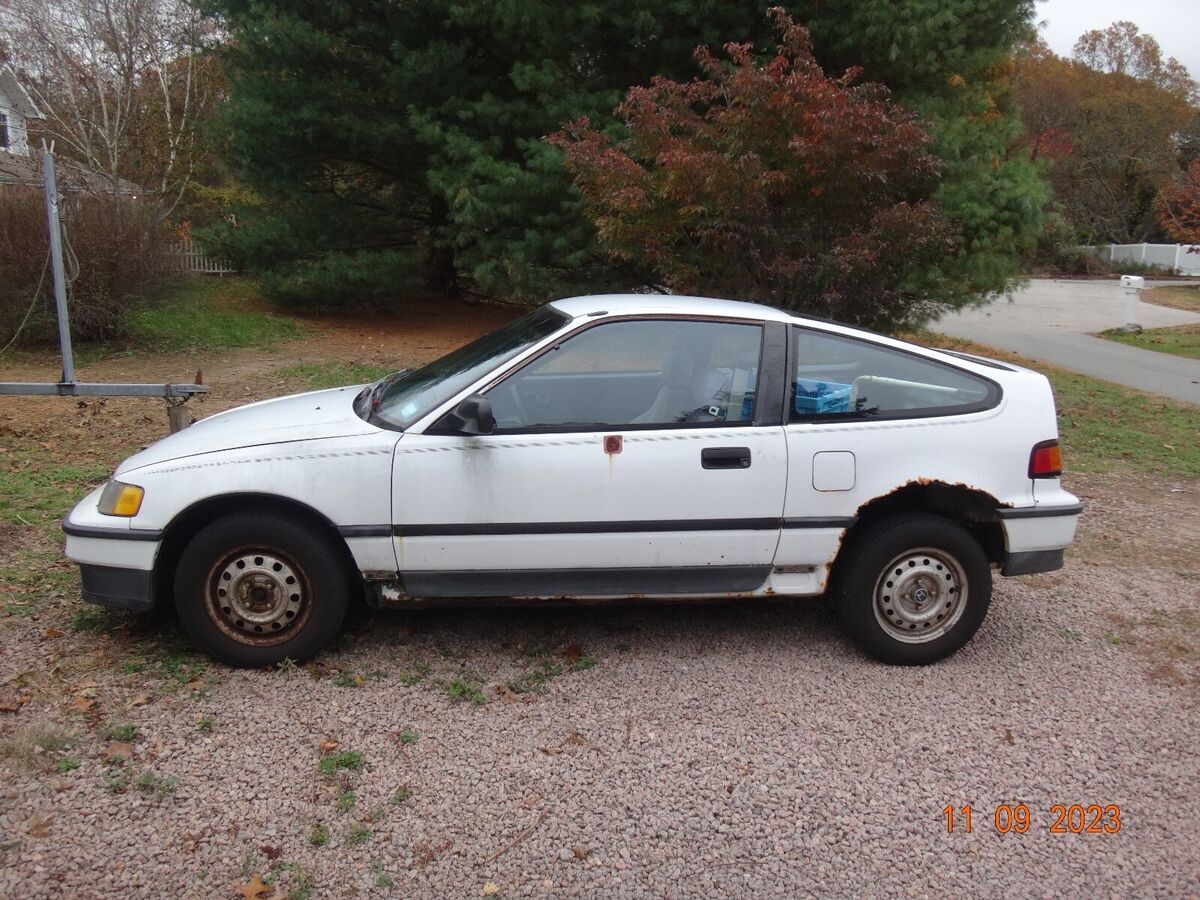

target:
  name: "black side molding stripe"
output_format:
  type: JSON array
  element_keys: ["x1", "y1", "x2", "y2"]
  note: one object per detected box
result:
[
  {"x1": 997, "y1": 503, "x2": 1085, "y2": 520},
  {"x1": 62, "y1": 520, "x2": 163, "y2": 542},
  {"x1": 338, "y1": 525, "x2": 393, "y2": 538},
  {"x1": 783, "y1": 517, "x2": 857, "y2": 529},
  {"x1": 394, "y1": 518, "x2": 783, "y2": 537},
  {"x1": 388, "y1": 517, "x2": 858, "y2": 537}
]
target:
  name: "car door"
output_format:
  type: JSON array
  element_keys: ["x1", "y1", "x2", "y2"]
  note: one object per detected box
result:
[{"x1": 390, "y1": 316, "x2": 789, "y2": 597}]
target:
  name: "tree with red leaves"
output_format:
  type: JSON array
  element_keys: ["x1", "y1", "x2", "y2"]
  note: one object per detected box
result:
[
  {"x1": 549, "y1": 9, "x2": 969, "y2": 331},
  {"x1": 1156, "y1": 160, "x2": 1200, "y2": 245}
]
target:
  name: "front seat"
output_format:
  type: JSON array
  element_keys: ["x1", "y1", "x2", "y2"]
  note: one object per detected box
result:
[{"x1": 632, "y1": 347, "x2": 698, "y2": 424}]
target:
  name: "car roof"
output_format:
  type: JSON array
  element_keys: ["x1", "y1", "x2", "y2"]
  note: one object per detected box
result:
[
  {"x1": 549, "y1": 293, "x2": 1024, "y2": 379},
  {"x1": 550, "y1": 293, "x2": 796, "y2": 323}
]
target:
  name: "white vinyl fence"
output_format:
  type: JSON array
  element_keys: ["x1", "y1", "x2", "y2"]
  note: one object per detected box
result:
[
  {"x1": 169, "y1": 238, "x2": 237, "y2": 275},
  {"x1": 1088, "y1": 243, "x2": 1200, "y2": 276}
]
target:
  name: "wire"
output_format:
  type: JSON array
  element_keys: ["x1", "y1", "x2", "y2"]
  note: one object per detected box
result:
[
  {"x1": 0, "y1": 249, "x2": 52, "y2": 355},
  {"x1": 57, "y1": 207, "x2": 81, "y2": 285}
]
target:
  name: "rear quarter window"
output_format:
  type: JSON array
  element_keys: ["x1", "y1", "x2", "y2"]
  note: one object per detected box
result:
[{"x1": 789, "y1": 326, "x2": 999, "y2": 422}]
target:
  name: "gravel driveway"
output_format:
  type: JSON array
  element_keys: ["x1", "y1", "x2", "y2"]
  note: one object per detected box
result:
[{"x1": 1, "y1": 474, "x2": 1197, "y2": 898}]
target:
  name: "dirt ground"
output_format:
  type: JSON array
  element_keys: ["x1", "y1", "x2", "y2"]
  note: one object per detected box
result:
[{"x1": 1, "y1": 306, "x2": 1198, "y2": 897}]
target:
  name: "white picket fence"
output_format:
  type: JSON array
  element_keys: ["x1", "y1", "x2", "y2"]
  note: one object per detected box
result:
[
  {"x1": 168, "y1": 238, "x2": 237, "y2": 275},
  {"x1": 1088, "y1": 243, "x2": 1200, "y2": 276}
]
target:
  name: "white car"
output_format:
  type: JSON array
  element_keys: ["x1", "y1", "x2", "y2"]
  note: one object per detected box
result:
[{"x1": 64, "y1": 295, "x2": 1081, "y2": 667}]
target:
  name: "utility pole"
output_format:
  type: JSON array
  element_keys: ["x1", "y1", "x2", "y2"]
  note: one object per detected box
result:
[
  {"x1": 2, "y1": 146, "x2": 208, "y2": 430},
  {"x1": 41, "y1": 146, "x2": 76, "y2": 385}
]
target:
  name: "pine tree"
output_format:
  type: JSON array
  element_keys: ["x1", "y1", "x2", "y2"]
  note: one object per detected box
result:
[{"x1": 201, "y1": 0, "x2": 1044, "y2": 313}]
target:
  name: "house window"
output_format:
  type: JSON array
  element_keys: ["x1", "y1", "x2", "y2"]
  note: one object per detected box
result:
[{"x1": 0, "y1": 113, "x2": 9, "y2": 150}]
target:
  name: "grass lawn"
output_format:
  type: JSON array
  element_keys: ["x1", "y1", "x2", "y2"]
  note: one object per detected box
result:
[
  {"x1": 1143, "y1": 284, "x2": 1200, "y2": 312},
  {"x1": 278, "y1": 362, "x2": 393, "y2": 390},
  {"x1": 908, "y1": 331, "x2": 1200, "y2": 478},
  {"x1": 128, "y1": 275, "x2": 306, "y2": 351},
  {"x1": 1096, "y1": 323, "x2": 1200, "y2": 360}
]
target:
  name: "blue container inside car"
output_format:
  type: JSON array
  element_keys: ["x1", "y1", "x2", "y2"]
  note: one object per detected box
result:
[{"x1": 794, "y1": 378, "x2": 851, "y2": 414}]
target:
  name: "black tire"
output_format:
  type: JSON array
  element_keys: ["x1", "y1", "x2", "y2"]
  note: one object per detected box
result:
[
  {"x1": 835, "y1": 513, "x2": 991, "y2": 665},
  {"x1": 174, "y1": 512, "x2": 350, "y2": 668}
]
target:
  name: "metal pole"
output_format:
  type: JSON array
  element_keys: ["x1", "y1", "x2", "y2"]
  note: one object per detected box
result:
[{"x1": 41, "y1": 148, "x2": 75, "y2": 385}]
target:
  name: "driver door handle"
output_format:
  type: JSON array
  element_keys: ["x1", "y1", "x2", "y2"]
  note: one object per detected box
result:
[{"x1": 701, "y1": 446, "x2": 751, "y2": 469}]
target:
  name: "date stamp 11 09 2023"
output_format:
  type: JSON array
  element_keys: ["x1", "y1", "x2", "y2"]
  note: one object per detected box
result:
[{"x1": 943, "y1": 804, "x2": 1122, "y2": 835}]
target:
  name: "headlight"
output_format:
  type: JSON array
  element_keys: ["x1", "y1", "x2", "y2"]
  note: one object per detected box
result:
[{"x1": 98, "y1": 481, "x2": 145, "y2": 517}]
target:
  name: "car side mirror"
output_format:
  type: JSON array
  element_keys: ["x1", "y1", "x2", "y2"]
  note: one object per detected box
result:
[{"x1": 442, "y1": 393, "x2": 495, "y2": 435}]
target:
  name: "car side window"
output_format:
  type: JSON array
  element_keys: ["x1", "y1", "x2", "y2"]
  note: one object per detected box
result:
[
  {"x1": 790, "y1": 326, "x2": 997, "y2": 421},
  {"x1": 487, "y1": 319, "x2": 763, "y2": 430}
]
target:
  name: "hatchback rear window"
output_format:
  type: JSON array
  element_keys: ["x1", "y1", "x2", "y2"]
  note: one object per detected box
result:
[{"x1": 790, "y1": 327, "x2": 999, "y2": 421}]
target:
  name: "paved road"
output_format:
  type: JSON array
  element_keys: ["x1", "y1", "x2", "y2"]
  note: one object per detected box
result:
[{"x1": 933, "y1": 279, "x2": 1200, "y2": 404}]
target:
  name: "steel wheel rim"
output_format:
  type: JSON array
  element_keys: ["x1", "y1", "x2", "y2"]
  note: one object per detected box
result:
[
  {"x1": 204, "y1": 545, "x2": 313, "y2": 647},
  {"x1": 872, "y1": 546, "x2": 968, "y2": 644}
]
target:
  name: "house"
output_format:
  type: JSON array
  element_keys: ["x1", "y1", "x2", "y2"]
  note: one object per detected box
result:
[
  {"x1": 0, "y1": 65, "x2": 140, "y2": 196},
  {"x1": 0, "y1": 65, "x2": 40, "y2": 157}
]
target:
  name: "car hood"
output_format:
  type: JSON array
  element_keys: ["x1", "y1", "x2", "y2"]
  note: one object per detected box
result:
[{"x1": 116, "y1": 386, "x2": 380, "y2": 474}]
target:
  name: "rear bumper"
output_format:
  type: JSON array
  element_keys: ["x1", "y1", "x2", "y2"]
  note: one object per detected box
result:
[
  {"x1": 1000, "y1": 549, "x2": 1064, "y2": 576},
  {"x1": 998, "y1": 501, "x2": 1082, "y2": 577},
  {"x1": 79, "y1": 564, "x2": 155, "y2": 612}
]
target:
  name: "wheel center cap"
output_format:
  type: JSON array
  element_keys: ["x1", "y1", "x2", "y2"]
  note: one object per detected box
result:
[
  {"x1": 913, "y1": 587, "x2": 930, "y2": 604},
  {"x1": 238, "y1": 575, "x2": 280, "y2": 613}
]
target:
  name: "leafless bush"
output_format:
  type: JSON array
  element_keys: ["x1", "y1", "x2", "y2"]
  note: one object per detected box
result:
[{"x1": 0, "y1": 187, "x2": 176, "y2": 346}]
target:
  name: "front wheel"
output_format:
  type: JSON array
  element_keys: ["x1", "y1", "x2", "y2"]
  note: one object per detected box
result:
[
  {"x1": 174, "y1": 512, "x2": 350, "y2": 667},
  {"x1": 836, "y1": 513, "x2": 991, "y2": 665}
]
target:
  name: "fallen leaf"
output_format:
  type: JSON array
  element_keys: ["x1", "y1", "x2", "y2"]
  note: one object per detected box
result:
[
  {"x1": 481, "y1": 882, "x2": 501, "y2": 896},
  {"x1": 318, "y1": 739, "x2": 339, "y2": 753},
  {"x1": 125, "y1": 693, "x2": 153, "y2": 709},
  {"x1": 351, "y1": 673, "x2": 366, "y2": 687},
  {"x1": 42, "y1": 628, "x2": 64, "y2": 639},
  {"x1": 104, "y1": 741, "x2": 133, "y2": 762},
  {"x1": 536, "y1": 746, "x2": 563, "y2": 756},
  {"x1": 258, "y1": 844, "x2": 281, "y2": 860},
  {"x1": 559, "y1": 644, "x2": 582, "y2": 663},
  {"x1": 0, "y1": 692, "x2": 28, "y2": 713},
  {"x1": 235, "y1": 873, "x2": 273, "y2": 900},
  {"x1": 70, "y1": 696, "x2": 96, "y2": 714},
  {"x1": 571, "y1": 846, "x2": 589, "y2": 860},
  {"x1": 1004, "y1": 728, "x2": 1016, "y2": 746},
  {"x1": 27, "y1": 816, "x2": 52, "y2": 838},
  {"x1": 565, "y1": 731, "x2": 585, "y2": 746},
  {"x1": 495, "y1": 685, "x2": 519, "y2": 704}
]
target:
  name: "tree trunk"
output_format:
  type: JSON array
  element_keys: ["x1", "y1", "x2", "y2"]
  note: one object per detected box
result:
[{"x1": 425, "y1": 195, "x2": 459, "y2": 298}]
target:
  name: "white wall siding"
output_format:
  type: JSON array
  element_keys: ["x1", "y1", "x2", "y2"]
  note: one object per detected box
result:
[
  {"x1": 1089, "y1": 243, "x2": 1200, "y2": 276},
  {"x1": 0, "y1": 86, "x2": 32, "y2": 156}
]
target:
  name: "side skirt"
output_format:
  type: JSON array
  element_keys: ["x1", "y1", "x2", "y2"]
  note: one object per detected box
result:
[{"x1": 366, "y1": 565, "x2": 773, "y2": 606}]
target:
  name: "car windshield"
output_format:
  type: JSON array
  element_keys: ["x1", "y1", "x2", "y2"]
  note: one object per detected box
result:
[{"x1": 363, "y1": 305, "x2": 570, "y2": 430}]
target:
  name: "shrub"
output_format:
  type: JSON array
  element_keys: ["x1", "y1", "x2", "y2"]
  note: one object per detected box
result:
[
  {"x1": 551, "y1": 11, "x2": 967, "y2": 332},
  {"x1": 0, "y1": 186, "x2": 177, "y2": 346}
]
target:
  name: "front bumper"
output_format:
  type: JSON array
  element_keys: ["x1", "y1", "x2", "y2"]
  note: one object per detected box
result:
[
  {"x1": 63, "y1": 486, "x2": 161, "y2": 611},
  {"x1": 79, "y1": 564, "x2": 155, "y2": 611}
]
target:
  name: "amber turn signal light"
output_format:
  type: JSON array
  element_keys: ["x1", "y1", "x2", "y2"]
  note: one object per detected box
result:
[
  {"x1": 98, "y1": 481, "x2": 145, "y2": 517},
  {"x1": 1028, "y1": 440, "x2": 1062, "y2": 479}
]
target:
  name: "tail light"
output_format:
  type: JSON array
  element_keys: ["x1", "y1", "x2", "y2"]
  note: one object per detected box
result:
[{"x1": 1028, "y1": 439, "x2": 1062, "y2": 479}]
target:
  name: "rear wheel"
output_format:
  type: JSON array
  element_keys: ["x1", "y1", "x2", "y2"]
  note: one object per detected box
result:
[
  {"x1": 836, "y1": 513, "x2": 991, "y2": 665},
  {"x1": 174, "y1": 512, "x2": 349, "y2": 667}
]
